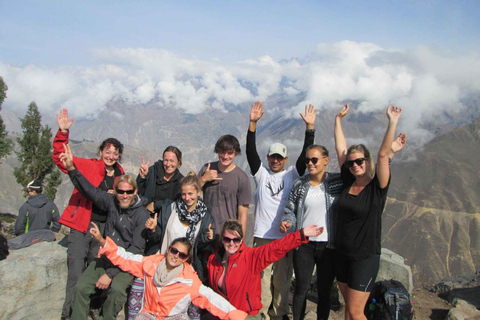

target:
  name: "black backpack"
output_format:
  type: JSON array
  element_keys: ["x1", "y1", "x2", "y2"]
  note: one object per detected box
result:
[
  {"x1": 365, "y1": 279, "x2": 414, "y2": 320},
  {"x1": 0, "y1": 234, "x2": 9, "y2": 260}
]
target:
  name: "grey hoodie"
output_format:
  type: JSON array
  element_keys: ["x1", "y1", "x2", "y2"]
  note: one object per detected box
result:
[{"x1": 15, "y1": 193, "x2": 60, "y2": 236}]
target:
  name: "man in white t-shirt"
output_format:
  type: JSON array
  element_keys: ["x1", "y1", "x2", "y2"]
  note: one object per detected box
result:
[{"x1": 246, "y1": 101, "x2": 316, "y2": 320}]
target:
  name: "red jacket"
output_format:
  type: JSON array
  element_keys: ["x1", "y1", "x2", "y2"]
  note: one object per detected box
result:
[
  {"x1": 52, "y1": 129, "x2": 124, "y2": 233},
  {"x1": 207, "y1": 229, "x2": 308, "y2": 316}
]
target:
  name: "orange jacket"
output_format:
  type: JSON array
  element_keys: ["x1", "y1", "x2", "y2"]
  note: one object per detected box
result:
[{"x1": 99, "y1": 237, "x2": 247, "y2": 320}]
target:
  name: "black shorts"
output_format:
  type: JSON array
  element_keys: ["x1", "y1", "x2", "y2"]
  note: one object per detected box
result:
[{"x1": 334, "y1": 253, "x2": 380, "y2": 292}]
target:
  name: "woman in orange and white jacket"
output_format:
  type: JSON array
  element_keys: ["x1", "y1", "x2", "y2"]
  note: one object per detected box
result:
[{"x1": 90, "y1": 223, "x2": 246, "y2": 320}]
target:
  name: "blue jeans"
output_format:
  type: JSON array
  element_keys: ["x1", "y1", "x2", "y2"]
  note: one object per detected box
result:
[{"x1": 292, "y1": 242, "x2": 335, "y2": 320}]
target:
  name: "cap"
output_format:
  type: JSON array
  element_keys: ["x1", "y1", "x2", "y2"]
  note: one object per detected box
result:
[
  {"x1": 268, "y1": 143, "x2": 287, "y2": 158},
  {"x1": 24, "y1": 180, "x2": 42, "y2": 192}
]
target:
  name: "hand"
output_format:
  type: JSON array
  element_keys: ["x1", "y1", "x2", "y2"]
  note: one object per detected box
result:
[
  {"x1": 302, "y1": 225, "x2": 324, "y2": 237},
  {"x1": 391, "y1": 133, "x2": 407, "y2": 154},
  {"x1": 336, "y1": 104, "x2": 349, "y2": 119},
  {"x1": 279, "y1": 221, "x2": 291, "y2": 233},
  {"x1": 386, "y1": 105, "x2": 402, "y2": 122},
  {"x1": 56, "y1": 108, "x2": 74, "y2": 132},
  {"x1": 206, "y1": 223, "x2": 214, "y2": 240},
  {"x1": 202, "y1": 163, "x2": 223, "y2": 183},
  {"x1": 89, "y1": 222, "x2": 106, "y2": 246},
  {"x1": 299, "y1": 104, "x2": 316, "y2": 129},
  {"x1": 59, "y1": 143, "x2": 75, "y2": 170},
  {"x1": 95, "y1": 274, "x2": 112, "y2": 290},
  {"x1": 250, "y1": 101, "x2": 264, "y2": 122},
  {"x1": 139, "y1": 156, "x2": 151, "y2": 179},
  {"x1": 145, "y1": 213, "x2": 157, "y2": 231},
  {"x1": 146, "y1": 202, "x2": 155, "y2": 214}
]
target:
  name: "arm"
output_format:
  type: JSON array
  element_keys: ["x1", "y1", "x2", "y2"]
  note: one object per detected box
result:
[
  {"x1": 50, "y1": 202, "x2": 61, "y2": 233},
  {"x1": 377, "y1": 106, "x2": 403, "y2": 188},
  {"x1": 280, "y1": 182, "x2": 299, "y2": 233},
  {"x1": 246, "y1": 101, "x2": 264, "y2": 175},
  {"x1": 237, "y1": 205, "x2": 248, "y2": 237},
  {"x1": 296, "y1": 104, "x2": 316, "y2": 175},
  {"x1": 334, "y1": 104, "x2": 349, "y2": 167},
  {"x1": 97, "y1": 236, "x2": 145, "y2": 279},
  {"x1": 15, "y1": 204, "x2": 28, "y2": 235},
  {"x1": 193, "y1": 284, "x2": 248, "y2": 320},
  {"x1": 52, "y1": 109, "x2": 74, "y2": 173}
]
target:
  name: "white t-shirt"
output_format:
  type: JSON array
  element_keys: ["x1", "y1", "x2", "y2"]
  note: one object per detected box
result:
[
  {"x1": 160, "y1": 204, "x2": 201, "y2": 254},
  {"x1": 253, "y1": 164, "x2": 299, "y2": 239},
  {"x1": 303, "y1": 183, "x2": 328, "y2": 242}
]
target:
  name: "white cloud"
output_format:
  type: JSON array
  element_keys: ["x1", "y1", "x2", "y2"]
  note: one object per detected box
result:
[{"x1": 1, "y1": 41, "x2": 479, "y2": 143}]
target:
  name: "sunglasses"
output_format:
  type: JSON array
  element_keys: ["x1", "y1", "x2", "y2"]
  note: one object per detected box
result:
[
  {"x1": 222, "y1": 236, "x2": 242, "y2": 244},
  {"x1": 169, "y1": 247, "x2": 189, "y2": 260},
  {"x1": 115, "y1": 188, "x2": 135, "y2": 195},
  {"x1": 345, "y1": 158, "x2": 367, "y2": 167},
  {"x1": 304, "y1": 157, "x2": 319, "y2": 165}
]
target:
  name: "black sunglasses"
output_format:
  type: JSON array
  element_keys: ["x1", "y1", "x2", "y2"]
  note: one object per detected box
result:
[
  {"x1": 345, "y1": 158, "x2": 367, "y2": 167},
  {"x1": 222, "y1": 236, "x2": 242, "y2": 244},
  {"x1": 115, "y1": 188, "x2": 135, "y2": 195},
  {"x1": 304, "y1": 157, "x2": 319, "y2": 165},
  {"x1": 169, "y1": 247, "x2": 189, "y2": 260}
]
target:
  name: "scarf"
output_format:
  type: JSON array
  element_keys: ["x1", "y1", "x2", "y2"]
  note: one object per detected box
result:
[
  {"x1": 153, "y1": 258, "x2": 184, "y2": 287},
  {"x1": 175, "y1": 198, "x2": 208, "y2": 241}
]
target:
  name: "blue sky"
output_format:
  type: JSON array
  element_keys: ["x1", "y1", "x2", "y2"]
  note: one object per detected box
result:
[
  {"x1": 1, "y1": 0, "x2": 479, "y2": 66},
  {"x1": 1, "y1": 0, "x2": 479, "y2": 144}
]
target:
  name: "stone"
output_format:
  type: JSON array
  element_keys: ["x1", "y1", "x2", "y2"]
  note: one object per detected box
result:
[
  {"x1": 376, "y1": 248, "x2": 414, "y2": 293},
  {"x1": 445, "y1": 298, "x2": 480, "y2": 320}
]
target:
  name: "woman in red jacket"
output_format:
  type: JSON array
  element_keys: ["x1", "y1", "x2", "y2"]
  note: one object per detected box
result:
[
  {"x1": 52, "y1": 108, "x2": 125, "y2": 320},
  {"x1": 207, "y1": 220, "x2": 323, "y2": 318}
]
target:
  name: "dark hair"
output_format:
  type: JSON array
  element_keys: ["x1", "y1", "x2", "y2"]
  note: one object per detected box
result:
[
  {"x1": 306, "y1": 144, "x2": 329, "y2": 157},
  {"x1": 99, "y1": 138, "x2": 124, "y2": 161},
  {"x1": 347, "y1": 144, "x2": 375, "y2": 177},
  {"x1": 181, "y1": 171, "x2": 201, "y2": 193},
  {"x1": 163, "y1": 146, "x2": 182, "y2": 167},
  {"x1": 214, "y1": 135, "x2": 241, "y2": 155},
  {"x1": 221, "y1": 219, "x2": 244, "y2": 239},
  {"x1": 170, "y1": 237, "x2": 193, "y2": 263}
]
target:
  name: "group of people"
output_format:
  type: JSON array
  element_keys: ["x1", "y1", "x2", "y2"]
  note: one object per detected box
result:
[{"x1": 15, "y1": 102, "x2": 406, "y2": 320}]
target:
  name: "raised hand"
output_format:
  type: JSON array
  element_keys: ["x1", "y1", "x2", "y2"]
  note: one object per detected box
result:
[
  {"x1": 386, "y1": 105, "x2": 402, "y2": 122},
  {"x1": 206, "y1": 223, "x2": 214, "y2": 240},
  {"x1": 139, "y1": 156, "x2": 151, "y2": 179},
  {"x1": 56, "y1": 108, "x2": 74, "y2": 132},
  {"x1": 202, "y1": 163, "x2": 223, "y2": 183},
  {"x1": 336, "y1": 104, "x2": 349, "y2": 119},
  {"x1": 59, "y1": 143, "x2": 75, "y2": 171},
  {"x1": 250, "y1": 101, "x2": 265, "y2": 122},
  {"x1": 302, "y1": 225, "x2": 324, "y2": 237},
  {"x1": 391, "y1": 133, "x2": 407, "y2": 154},
  {"x1": 89, "y1": 222, "x2": 106, "y2": 246},
  {"x1": 299, "y1": 104, "x2": 317, "y2": 130},
  {"x1": 279, "y1": 221, "x2": 292, "y2": 233},
  {"x1": 145, "y1": 213, "x2": 157, "y2": 231}
]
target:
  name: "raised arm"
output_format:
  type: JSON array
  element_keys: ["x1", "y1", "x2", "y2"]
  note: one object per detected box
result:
[
  {"x1": 377, "y1": 106, "x2": 403, "y2": 188},
  {"x1": 334, "y1": 104, "x2": 349, "y2": 167},
  {"x1": 52, "y1": 109, "x2": 75, "y2": 173},
  {"x1": 246, "y1": 101, "x2": 264, "y2": 175},
  {"x1": 296, "y1": 104, "x2": 316, "y2": 175}
]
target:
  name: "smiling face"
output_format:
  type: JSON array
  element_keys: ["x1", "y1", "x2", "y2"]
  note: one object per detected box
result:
[
  {"x1": 166, "y1": 242, "x2": 189, "y2": 270},
  {"x1": 181, "y1": 184, "x2": 200, "y2": 212},
  {"x1": 267, "y1": 154, "x2": 288, "y2": 173},
  {"x1": 115, "y1": 181, "x2": 137, "y2": 209},
  {"x1": 163, "y1": 151, "x2": 180, "y2": 177},
  {"x1": 99, "y1": 144, "x2": 120, "y2": 168},
  {"x1": 347, "y1": 152, "x2": 368, "y2": 177},
  {"x1": 305, "y1": 148, "x2": 329, "y2": 177},
  {"x1": 217, "y1": 150, "x2": 236, "y2": 170},
  {"x1": 222, "y1": 229, "x2": 243, "y2": 257}
]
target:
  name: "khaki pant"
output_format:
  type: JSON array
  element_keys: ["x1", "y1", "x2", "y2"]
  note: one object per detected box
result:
[{"x1": 254, "y1": 237, "x2": 293, "y2": 320}]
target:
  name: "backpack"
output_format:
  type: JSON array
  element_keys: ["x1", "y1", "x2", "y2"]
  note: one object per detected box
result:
[
  {"x1": 365, "y1": 279, "x2": 414, "y2": 320},
  {"x1": 0, "y1": 234, "x2": 9, "y2": 260}
]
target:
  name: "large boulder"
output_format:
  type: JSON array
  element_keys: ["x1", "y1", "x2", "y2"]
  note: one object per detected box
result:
[
  {"x1": 0, "y1": 238, "x2": 67, "y2": 320},
  {"x1": 377, "y1": 248, "x2": 414, "y2": 293}
]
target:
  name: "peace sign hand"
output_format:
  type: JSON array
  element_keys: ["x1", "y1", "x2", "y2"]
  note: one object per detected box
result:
[{"x1": 139, "y1": 156, "x2": 151, "y2": 179}]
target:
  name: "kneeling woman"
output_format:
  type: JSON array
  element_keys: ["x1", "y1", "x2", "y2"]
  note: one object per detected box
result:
[
  {"x1": 90, "y1": 224, "x2": 246, "y2": 320},
  {"x1": 207, "y1": 220, "x2": 323, "y2": 318}
]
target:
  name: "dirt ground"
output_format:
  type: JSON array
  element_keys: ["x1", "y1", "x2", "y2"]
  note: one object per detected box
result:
[{"x1": 300, "y1": 287, "x2": 451, "y2": 320}]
